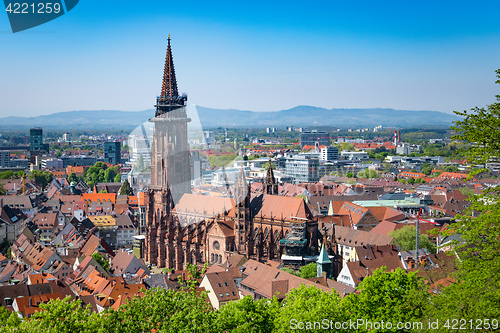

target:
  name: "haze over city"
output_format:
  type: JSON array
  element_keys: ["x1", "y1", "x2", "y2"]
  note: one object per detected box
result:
[{"x1": 1, "y1": 0, "x2": 500, "y2": 118}]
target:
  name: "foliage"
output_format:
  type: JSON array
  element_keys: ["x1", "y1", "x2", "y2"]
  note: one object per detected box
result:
[
  {"x1": 407, "y1": 176, "x2": 415, "y2": 184},
  {"x1": 119, "y1": 179, "x2": 133, "y2": 196},
  {"x1": 451, "y1": 69, "x2": 500, "y2": 172},
  {"x1": 83, "y1": 162, "x2": 120, "y2": 188},
  {"x1": 280, "y1": 267, "x2": 300, "y2": 276},
  {"x1": 421, "y1": 162, "x2": 433, "y2": 175},
  {"x1": 217, "y1": 296, "x2": 279, "y2": 333},
  {"x1": 0, "y1": 170, "x2": 14, "y2": 179},
  {"x1": 30, "y1": 171, "x2": 54, "y2": 191},
  {"x1": 136, "y1": 154, "x2": 145, "y2": 172},
  {"x1": 275, "y1": 285, "x2": 348, "y2": 333},
  {"x1": 91, "y1": 252, "x2": 110, "y2": 271},
  {"x1": 113, "y1": 174, "x2": 121, "y2": 182},
  {"x1": 262, "y1": 162, "x2": 275, "y2": 170},
  {"x1": 208, "y1": 154, "x2": 237, "y2": 167},
  {"x1": 343, "y1": 268, "x2": 428, "y2": 331},
  {"x1": 357, "y1": 169, "x2": 379, "y2": 179},
  {"x1": 458, "y1": 186, "x2": 474, "y2": 197},
  {"x1": 0, "y1": 182, "x2": 5, "y2": 195},
  {"x1": 444, "y1": 165, "x2": 459, "y2": 173},
  {"x1": 67, "y1": 172, "x2": 80, "y2": 184},
  {"x1": 428, "y1": 70, "x2": 500, "y2": 324},
  {"x1": 299, "y1": 262, "x2": 317, "y2": 279},
  {"x1": 346, "y1": 172, "x2": 355, "y2": 178},
  {"x1": 104, "y1": 287, "x2": 216, "y2": 333},
  {"x1": 389, "y1": 225, "x2": 437, "y2": 254}
]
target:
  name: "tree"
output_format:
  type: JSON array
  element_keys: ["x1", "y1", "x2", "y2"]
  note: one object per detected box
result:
[
  {"x1": 458, "y1": 186, "x2": 475, "y2": 197},
  {"x1": 342, "y1": 268, "x2": 428, "y2": 331},
  {"x1": 104, "y1": 288, "x2": 217, "y2": 333},
  {"x1": 0, "y1": 182, "x2": 5, "y2": 195},
  {"x1": 275, "y1": 285, "x2": 348, "y2": 333},
  {"x1": 389, "y1": 225, "x2": 436, "y2": 253},
  {"x1": 407, "y1": 176, "x2": 415, "y2": 184},
  {"x1": 119, "y1": 179, "x2": 134, "y2": 196},
  {"x1": 216, "y1": 296, "x2": 279, "y2": 333},
  {"x1": 346, "y1": 172, "x2": 355, "y2": 178},
  {"x1": 137, "y1": 154, "x2": 145, "y2": 172},
  {"x1": 421, "y1": 162, "x2": 433, "y2": 175},
  {"x1": 299, "y1": 262, "x2": 317, "y2": 279},
  {"x1": 444, "y1": 165, "x2": 459, "y2": 173},
  {"x1": 114, "y1": 173, "x2": 122, "y2": 183},
  {"x1": 415, "y1": 177, "x2": 426, "y2": 184},
  {"x1": 91, "y1": 252, "x2": 110, "y2": 271},
  {"x1": 0, "y1": 170, "x2": 14, "y2": 179},
  {"x1": 67, "y1": 172, "x2": 78, "y2": 184},
  {"x1": 280, "y1": 267, "x2": 300, "y2": 276},
  {"x1": 30, "y1": 171, "x2": 54, "y2": 190},
  {"x1": 357, "y1": 169, "x2": 379, "y2": 179},
  {"x1": 428, "y1": 69, "x2": 500, "y2": 323}
]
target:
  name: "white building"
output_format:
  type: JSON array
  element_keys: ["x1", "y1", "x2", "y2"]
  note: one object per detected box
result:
[
  {"x1": 320, "y1": 146, "x2": 339, "y2": 162},
  {"x1": 341, "y1": 151, "x2": 369, "y2": 161}
]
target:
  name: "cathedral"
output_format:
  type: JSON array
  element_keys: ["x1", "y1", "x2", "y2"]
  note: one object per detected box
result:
[{"x1": 144, "y1": 36, "x2": 341, "y2": 278}]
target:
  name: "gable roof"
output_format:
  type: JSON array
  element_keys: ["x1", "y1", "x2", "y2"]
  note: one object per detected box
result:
[
  {"x1": 251, "y1": 194, "x2": 313, "y2": 222},
  {"x1": 335, "y1": 225, "x2": 396, "y2": 247}
]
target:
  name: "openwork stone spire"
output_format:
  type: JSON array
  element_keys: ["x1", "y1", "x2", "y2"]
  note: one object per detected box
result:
[{"x1": 161, "y1": 34, "x2": 179, "y2": 98}]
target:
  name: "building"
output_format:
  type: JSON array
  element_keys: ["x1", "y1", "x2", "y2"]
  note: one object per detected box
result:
[
  {"x1": 203, "y1": 131, "x2": 215, "y2": 146},
  {"x1": 30, "y1": 128, "x2": 49, "y2": 164},
  {"x1": 0, "y1": 151, "x2": 10, "y2": 168},
  {"x1": 104, "y1": 142, "x2": 121, "y2": 165},
  {"x1": 285, "y1": 156, "x2": 319, "y2": 184},
  {"x1": 300, "y1": 130, "x2": 330, "y2": 148},
  {"x1": 62, "y1": 133, "x2": 71, "y2": 141},
  {"x1": 30, "y1": 128, "x2": 47, "y2": 153},
  {"x1": 144, "y1": 37, "x2": 320, "y2": 271},
  {"x1": 320, "y1": 146, "x2": 339, "y2": 162},
  {"x1": 41, "y1": 158, "x2": 63, "y2": 169},
  {"x1": 341, "y1": 151, "x2": 368, "y2": 161}
]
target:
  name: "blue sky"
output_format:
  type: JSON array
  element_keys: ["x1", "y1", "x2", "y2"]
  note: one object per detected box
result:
[{"x1": 1, "y1": 0, "x2": 499, "y2": 118}]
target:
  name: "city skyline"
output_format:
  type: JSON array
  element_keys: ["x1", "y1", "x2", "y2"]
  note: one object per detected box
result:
[{"x1": 1, "y1": 1, "x2": 499, "y2": 118}]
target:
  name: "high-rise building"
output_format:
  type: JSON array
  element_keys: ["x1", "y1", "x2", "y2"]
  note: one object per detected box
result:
[
  {"x1": 30, "y1": 127, "x2": 49, "y2": 164},
  {"x1": 30, "y1": 128, "x2": 43, "y2": 152},
  {"x1": 300, "y1": 130, "x2": 330, "y2": 148},
  {"x1": 0, "y1": 151, "x2": 11, "y2": 168},
  {"x1": 104, "y1": 141, "x2": 121, "y2": 165}
]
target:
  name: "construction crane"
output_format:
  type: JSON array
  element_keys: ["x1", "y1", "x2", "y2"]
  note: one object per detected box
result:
[
  {"x1": 21, "y1": 172, "x2": 26, "y2": 195},
  {"x1": 415, "y1": 208, "x2": 421, "y2": 266}
]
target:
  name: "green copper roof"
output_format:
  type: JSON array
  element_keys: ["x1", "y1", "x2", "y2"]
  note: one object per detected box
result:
[{"x1": 316, "y1": 243, "x2": 331, "y2": 264}]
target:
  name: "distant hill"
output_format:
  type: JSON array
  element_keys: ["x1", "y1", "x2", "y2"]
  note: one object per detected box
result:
[
  {"x1": 196, "y1": 106, "x2": 460, "y2": 128},
  {"x1": 0, "y1": 106, "x2": 460, "y2": 130}
]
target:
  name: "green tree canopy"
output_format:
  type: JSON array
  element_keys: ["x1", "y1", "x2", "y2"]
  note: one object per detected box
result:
[
  {"x1": 357, "y1": 169, "x2": 379, "y2": 179},
  {"x1": 429, "y1": 69, "x2": 500, "y2": 324},
  {"x1": 389, "y1": 225, "x2": 437, "y2": 254},
  {"x1": 119, "y1": 179, "x2": 133, "y2": 196},
  {"x1": 91, "y1": 252, "x2": 110, "y2": 271},
  {"x1": 342, "y1": 268, "x2": 428, "y2": 331},
  {"x1": 299, "y1": 262, "x2": 317, "y2": 279}
]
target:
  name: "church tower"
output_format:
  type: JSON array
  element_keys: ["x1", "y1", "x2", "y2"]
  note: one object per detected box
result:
[
  {"x1": 263, "y1": 159, "x2": 279, "y2": 195},
  {"x1": 234, "y1": 167, "x2": 250, "y2": 252},
  {"x1": 145, "y1": 35, "x2": 191, "y2": 267},
  {"x1": 150, "y1": 35, "x2": 191, "y2": 203}
]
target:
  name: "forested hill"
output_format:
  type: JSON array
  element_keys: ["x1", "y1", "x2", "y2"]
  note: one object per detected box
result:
[{"x1": 0, "y1": 106, "x2": 459, "y2": 130}]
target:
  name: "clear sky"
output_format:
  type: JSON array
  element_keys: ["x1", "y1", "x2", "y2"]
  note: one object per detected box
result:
[{"x1": 1, "y1": 0, "x2": 499, "y2": 118}]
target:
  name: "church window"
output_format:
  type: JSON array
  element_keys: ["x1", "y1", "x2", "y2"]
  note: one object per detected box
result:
[{"x1": 213, "y1": 241, "x2": 220, "y2": 250}]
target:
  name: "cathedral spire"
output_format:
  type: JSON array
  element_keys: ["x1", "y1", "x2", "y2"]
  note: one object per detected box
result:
[{"x1": 161, "y1": 34, "x2": 179, "y2": 98}]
